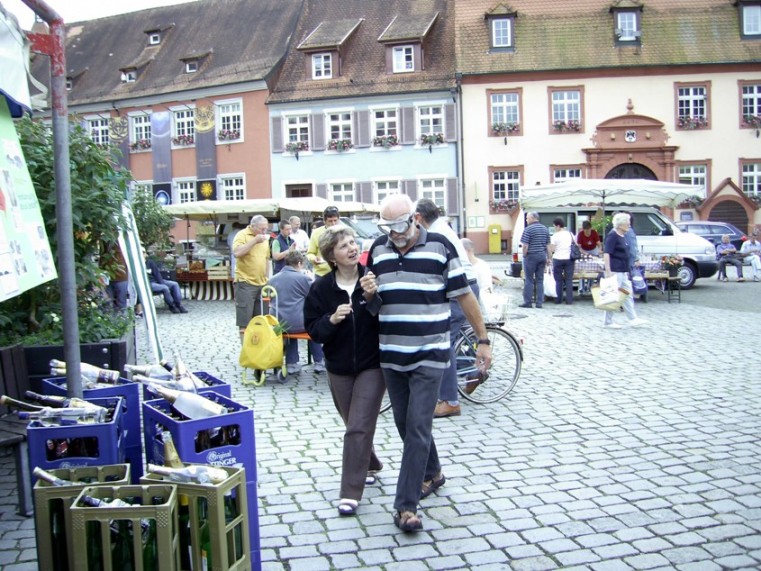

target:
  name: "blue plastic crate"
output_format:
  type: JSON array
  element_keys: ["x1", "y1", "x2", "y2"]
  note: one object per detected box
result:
[
  {"x1": 140, "y1": 370, "x2": 232, "y2": 401},
  {"x1": 27, "y1": 397, "x2": 126, "y2": 481},
  {"x1": 142, "y1": 392, "x2": 256, "y2": 482}
]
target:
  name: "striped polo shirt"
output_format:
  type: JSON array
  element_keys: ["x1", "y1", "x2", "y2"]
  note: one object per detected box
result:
[
  {"x1": 367, "y1": 227, "x2": 471, "y2": 372},
  {"x1": 520, "y1": 221, "x2": 550, "y2": 255}
]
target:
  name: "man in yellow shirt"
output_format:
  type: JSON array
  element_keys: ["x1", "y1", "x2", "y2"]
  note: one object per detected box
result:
[
  {"x1": 233, "y1": 215, "x2": 271, "y2": 341},
  {"x1": 306, "y1": 205, "x2": 342, "y2": 277}
]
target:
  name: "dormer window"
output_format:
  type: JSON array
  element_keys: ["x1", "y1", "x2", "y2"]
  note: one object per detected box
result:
[
  {"x1": 610, "y1": 1, "x2": 643, "y2": 44},
  {"x1": 312, "y1": 53, "x2": 332, "y2": 79},
  {"x1": 121, "y1": 69, "x2": 137, "y2": 83},
  {"x1": 392, "y1": 46, "x2": 414, "y2": 73},
  {"x1": 65, "y1": 77, "x2": 72, "y2": 91},
  {"x1": 485, "y1": 4, "x2": 517, "y2": 51},
  {"x1": 149, "y1": 32, "x2": 161, "y2": 45},
  {"x1": 739, "y1": 1, "x2": 761, "y2": 38},
  {"x1": 185, "y1": 60, "x2": 198, "y2": 74}
]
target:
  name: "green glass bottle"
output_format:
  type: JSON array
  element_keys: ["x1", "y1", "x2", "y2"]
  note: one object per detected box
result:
[
  {"x1": 110, "y1": 519, "x2": 135, "y2": 571},
  {"x1": 199, "y1": 497, "x2": 212, "y2": 570},
  {"x1": 141, "y1": 497, "x2": 161, "y2": 571},
  {"x1": 86, "y1": 521, "x2": 104, "y2": 571},
  {"x1": 51, "y1": 498, "x2": 69, "y2": 571},
  {"x1": 178, "y1": 495, "x2": 192, "y2": 570},
  {"x1": 224, "y1": 491, "x2": 244, "y2": 564}
]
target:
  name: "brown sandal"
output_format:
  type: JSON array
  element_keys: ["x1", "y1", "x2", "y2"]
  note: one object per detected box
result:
[
  {"x1": 420, "y1": 472, "x2": 446, "y2": 498},
  {"x1": 393, "y1": 510, "x2": 423, "y2": 532}
]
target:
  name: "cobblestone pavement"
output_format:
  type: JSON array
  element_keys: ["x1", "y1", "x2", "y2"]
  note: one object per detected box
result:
[{"x1": 2, "y1": 262, "x2": 761, "y2": 570}]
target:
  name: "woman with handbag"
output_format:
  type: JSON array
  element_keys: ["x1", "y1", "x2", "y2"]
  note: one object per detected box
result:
[
  {"x1": 550, "y1": 218, "x2": 576, "y2": 305},
  {"x1": 602, "y1": 213, "x2": 648, "y2": 329}
]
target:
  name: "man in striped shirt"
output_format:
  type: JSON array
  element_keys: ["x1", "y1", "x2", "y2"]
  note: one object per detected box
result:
[
  {"x1": 361, "y1": 193, "x2": 491, "y2": 533},
  {"x1": 520, "y1": 211, "x2": 551, "y2": 308}
]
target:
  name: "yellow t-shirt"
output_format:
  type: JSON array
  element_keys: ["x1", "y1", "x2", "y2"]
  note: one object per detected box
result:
[
  {"x1": 306, "y1": 225, "x2": 332, "y2": 277},
  {"x1": 233, "y1": 228, "x2": 270, "y2": 285}
]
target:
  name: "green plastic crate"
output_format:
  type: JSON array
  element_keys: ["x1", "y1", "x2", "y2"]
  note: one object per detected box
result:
[
  {"x1": 33, "y1": 464, "x2": 131, "y2": 571},
  {"x1": 141, "y1": 465, "x2": 251, "y2": 571},
  {"x1": 69, "y1": 484, "x2": 179, "y2": 571}
]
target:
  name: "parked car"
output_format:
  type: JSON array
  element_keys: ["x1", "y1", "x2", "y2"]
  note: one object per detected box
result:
[{"x1": 676, "y1": 221, "x2": 747, "y2": 250}]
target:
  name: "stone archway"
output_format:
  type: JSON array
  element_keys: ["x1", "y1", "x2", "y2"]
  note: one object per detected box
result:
[{"x1": 583, "y1": 100, "x2": 677, "y2": 182}]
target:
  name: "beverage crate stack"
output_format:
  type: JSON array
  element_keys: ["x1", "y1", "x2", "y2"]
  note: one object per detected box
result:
[
  {"x1": 33, "y1": 464, "x2": 131, "y2": 571},
  {"x1": 142, "y1": 464, "x2": 251, "y2": 571},
  {"x1": 69, "y1": 484, "x2": 180, "y2": 571},
  {"x1": 41, "y1": 377, "x2": 143, "y2": 482},
  {"x1": 143, "y1": 392, "x2": 261, "y2": 570},
  {"x1": 27, "y1": 396, "x2": 127, "y2": 478}
]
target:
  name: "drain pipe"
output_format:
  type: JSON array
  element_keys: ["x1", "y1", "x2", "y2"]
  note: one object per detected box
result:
[{"x1": 23, "y1": 1, "x2": 82, "y2": 397}]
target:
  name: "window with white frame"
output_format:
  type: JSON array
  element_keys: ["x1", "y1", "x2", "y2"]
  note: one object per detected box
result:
[
  {"x1": 285, "y1": 114, "x2": 310, "y2": 146},
  {"x1": 372, "y1": 109, "x2": 398, "y2": 137},
  {"x1": 551, "y1": 90, "x2": 581, "y2": 129},
  {"x1": 677, "y1": 85, "x2": 707, "y2": 124},
  {"x1": 87, "y1": 117, "x2": 110, "y2": 145},
  {"x1": 131, "y1": 182, "x2": 153, "y2": 202},
  {"x1": 742, "y1": 162, "x2": 761, "y2": 197},
  {"x1": 742, "y1": 4, "x2": 761, "y2": 36},
  {"x1": 392, "y1": 46, "x2": 414, "y2": 73},
  {"x1": 418, "y1": 105, "x2": 444, "y2": 141},
  {"x1": 216, "y1": 100, "x2": 242, "y2": 141},
  {"x1": 219, "y1": 175, "x2": 245, "y2": 201},
  {"x1": 492, "y1": 170, "x2": 520, "y2": 202},
  {"x1": 678, "y1": 164, "x2": 707, "y2": 189},
  {"x1": 374, "y1": 180, "x2": 400, "y2": 203},
  {"x1": 121, "y1": 70, "x2": 137, "y2": 83},
  {"x1": 172, "y1": 108, "x2": 195, "y2": 144},
  {"x1": 553, "y1": 168, "x2": 582, "y2": 183},
  {"x1": 742, "y1": 83, "x2": 761, "y2": 125},
  {"x1": 491, "y1": 18, "x2": 512, "y2": 48},
  {"x1": 129, "y1": 114, "x2": 152, "y2": 150},
  {"x1": 175, "y1": 180, "x2": 196, "y2": 204},
  {"x1": 419, "y1": 178, "x2": 446, "y2": 209},
  {"x1": 330, "y1": 182, "x2": 355, "y2": 202},
  {"x1": 185, "y1": 61, "x2": 198, "y2": 74},
  {"x1": 490, "y1": 92, "x2": 520, "y2": 132},
  {"x1": 615, "y1": 11, "x2": 640, "y2": 41},
  {"x1": 328, "y1": 112, "x2": 352, "y2": 142},
  {"x1": 149, "y1": 33, "x2": 161, "y2": 45},
  {"x1": 312, "y1": 53, "x2": 332, "y2": 79}
]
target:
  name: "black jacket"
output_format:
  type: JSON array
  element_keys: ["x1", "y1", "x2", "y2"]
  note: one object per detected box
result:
[{"x1": 303, "y1": 266, "x2": 380, "y2": 376}]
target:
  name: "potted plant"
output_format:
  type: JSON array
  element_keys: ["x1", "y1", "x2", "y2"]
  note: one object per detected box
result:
[
  {"x1": 677, "y1": 116, "x2": 708, "y2": 130},
  {"x1": 742, "y1": 115, "x2": 761, "y2": 128},
  {"x1": 284, "y1": 141, "x2": 309, "y2": 159},
  {"x1": 372, "y1": 135, "x2": 399, "y2": 149},
  {"x1": 327, "y1": 138, "x2": 353, "y2": 152},
  {"x1": 217, "y1": 129, "x2": 240, "y2": 141},
  {"x1": 491, "y1": 122, "x2": 519, "y2": 136},
  {"x1": 677, "y1": 195, "x2": 704, "y2": 209},
  {"x1": 660, "y1": 254, "x2": 684, "y2": 276},
  {"x1": 171, "y1": 134, "x2": 195, "y2": 146},
  {"x1": 489, "y1": 199, "x2": 518, "y2": 214},
  {"x1": 129, "y1": 138, "x2": 152, "y2": 151},
  {"x1": 0, "y1": 117, "x2": 136, "y2": 390},
  {"x1": 553, "y1": 119, "x2": 581, "y2": 132}
]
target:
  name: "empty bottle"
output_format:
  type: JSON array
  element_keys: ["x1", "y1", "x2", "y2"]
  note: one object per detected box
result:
[
  {"x1": 124, "y1": 363, "x2": 173, "y2": 380},
  {"x1": 23, "y1": 390, "x2": 104, "y2": 412},
  {"x1": 147, "y1": 463, "x2": 228, "y2": 484},
  {"x1": 132, "y1": 373, "x2": 197, "y2": 393},
  {"x1": 19, "y1": 406, "x2": 108, "y2": 425},
  {"x1": 0, "y1": 394, "x2": 45, "y2": 412},
  {"x1": 33, "y1": 466, "x2": 74, "y2": 486},
  {"x1": 162, "y1": 431, "x2": 184, "y2": 468},
  {"x1": 149, "y1": 386, "x2": 227, "y2": 419},
  {"x1": 49, "y1": 359, "x2": 121, "y2": 386}
]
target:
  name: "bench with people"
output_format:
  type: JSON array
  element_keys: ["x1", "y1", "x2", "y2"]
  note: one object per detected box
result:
[{"x1": 716, "y1": 231, "x2": 761, "y2": 282}]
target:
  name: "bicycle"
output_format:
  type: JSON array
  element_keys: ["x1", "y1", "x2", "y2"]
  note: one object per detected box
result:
[{"x1": 379, "y1": 318, "x2": 523, "y2": 413}]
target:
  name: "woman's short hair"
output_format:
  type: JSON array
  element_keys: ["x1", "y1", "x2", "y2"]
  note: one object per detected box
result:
[
  {"x1": 318, "y1": 225, "x2": 357, "y2": 266},
  {"x1": 582, "y1": 220, "x2": 592, "y2": 230},
  {"x1": 552, "y1": 217, "x2": 565, "y2": 228},
  {"x1": 612, "y1": 212, "x2": 630, "y2": 229}
]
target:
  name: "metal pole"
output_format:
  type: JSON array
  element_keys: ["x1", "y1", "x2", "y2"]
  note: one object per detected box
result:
[{"x1": 22, "y1": 0, "x2": 82, "y2": 397}]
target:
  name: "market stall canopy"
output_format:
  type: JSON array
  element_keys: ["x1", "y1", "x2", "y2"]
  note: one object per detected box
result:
[
  {"x1": 164, "y1": 197, "x2": 379, "y2": 222},
  {"x1": 520, "y1": 179, "x2": 705, "y2": 210}
]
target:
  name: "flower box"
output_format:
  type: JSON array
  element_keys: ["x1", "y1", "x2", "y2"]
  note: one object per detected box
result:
[
  {"x1": 327, "y1": 138, "x2": 353, "y2": 152},
  {"x1": 129, "y1": 138, "x2": 151, "y2": 151},
  {"x1": 489, "y1": 199, "x2": 519, "y2": 214},
  {"x1": 217, "y1": 129, "x2": 240, "y2": 141},
  {"x1": 372, "y1": 135, "x2": 399, "y2": 148},
  {"x1": 677, "y1": 116, "x2": 708, "y2": 130},
  {"x1": 419, "y1": 133, "x2": 444, "y2": 146},
  {"x1": 284, "y1": 141, "x2": 309, "y2": 154},
  {"x1": 172, "y1": 134, "x2": 195, "y2": 146},
  {"x1": 742, "y1": 115, "x2": 761, "y2": 128},
  {"x1": 552, "y1": 120, "x2": 581, "y2": 132},
  {"x1": 677, "y1": 195, "x2": 704, "y2": 209},
  {"x1": 492, "y1": 122, "x2": 520, "y2": 136}
]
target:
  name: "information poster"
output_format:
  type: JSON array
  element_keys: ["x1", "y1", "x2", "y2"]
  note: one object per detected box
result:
[{"x1": 0, "y1": 98, "x2": 56, "y2": 302}]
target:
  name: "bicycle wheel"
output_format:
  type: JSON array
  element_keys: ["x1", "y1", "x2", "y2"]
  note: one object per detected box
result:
[{"x1": 456, "y1": 325, "x2": 522, "y2": 404}]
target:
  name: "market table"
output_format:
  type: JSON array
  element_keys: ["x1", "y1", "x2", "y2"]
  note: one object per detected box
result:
[{"x1": 175, "y1": 271, "x2": 235, "y2": 301}]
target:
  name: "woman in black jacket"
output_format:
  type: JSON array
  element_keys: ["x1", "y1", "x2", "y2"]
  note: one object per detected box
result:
[{"x1": 304, "y1": 225, "x2": 385, "y2": 517}]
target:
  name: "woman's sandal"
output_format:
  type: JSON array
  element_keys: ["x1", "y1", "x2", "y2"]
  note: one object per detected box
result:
[
  {"x1": 365, "y1": 470, "x2": 380, "y2": 485},
  {"x1": 337, "y1": 498, "x2": 358, "y2": 516},
  {"x1": 393, "y1": 510, "x2": 423, "y2": 532},
  {"x1": 420, "y1": 472, "x2": 446, "y2": 499}
]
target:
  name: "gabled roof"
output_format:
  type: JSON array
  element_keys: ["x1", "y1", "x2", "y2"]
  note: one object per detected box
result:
[
  {"x1": 297, "y1": 19, "x2": 364, "y2": 51},
  {"x1": 30, "y1": 0, "x2": 302, "y2": 107},
  {"x1": 456, "y1": 0, "x2": 761, "y2": 76},
  {"x1": 268, "y1": 0, "x2": 455, "y2": 105},
  {"x1": 377, "y1": 13, "x2": 439, "y2": 43}
]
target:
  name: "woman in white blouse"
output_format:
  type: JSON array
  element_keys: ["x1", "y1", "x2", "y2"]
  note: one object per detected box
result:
[{"x1": 550, "y1": 218, "x2": 575, "y2": 305}]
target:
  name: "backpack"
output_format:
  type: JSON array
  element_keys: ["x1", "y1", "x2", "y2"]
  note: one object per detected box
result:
[{"x1": 239, "y1": 314, "x2": 284, "y2": 371}]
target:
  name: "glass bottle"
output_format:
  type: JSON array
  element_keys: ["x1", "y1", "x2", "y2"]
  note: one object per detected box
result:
[
  {"x1": 33, "y1": 466, "x2": 73, "y2": 486},
  {"x1": 49, "y1": 359, "x2": 121, "y2": 384},
  {"x1": 124, "y1": 363, "x2": 173, "y2": 381},
  {"x1": 18, "y1": 406, "x2": 108, "y2": 425},
  {"x1": 51, "y1": 497, "x2": 70, "y2": 571},
  {"x1": 162, "y1": 431, "x2": 184, "y2": 468},
  {"x1": 146, "y1": 463, "x2": 228, "y2": 485},
  {"x1": 150, "y1": 386, "x2": 227, "y2": 419},
  {"x1": 141, "y1": 496, "x2": 162, "y2": 571},
  {"x1": 0, "y1": 394, "x2": 45, "y2": 412},
  {"x1": 224, "y1": 490, "x2": 244, "y2": 564},
  {"x1": 178, "y1": 494, "x2": 192, "y2": 571},
  {"x1": 23, "y1": 390, "x2": 104, "y2": 412},
  {"x1": 133, "y1": 374, "x2": 197, "y2": 393},
  {"x1": 199, "y1": 497, "x2": 212, "y2": 570}
]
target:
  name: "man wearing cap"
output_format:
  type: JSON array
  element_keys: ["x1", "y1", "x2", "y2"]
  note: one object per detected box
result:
[
  {"x1": 307, "y1": 206, "x2": 341, "y2": 277},
  {"x1": 233, "y1": 215, "x2": 271, "y2": 341},
  {"x1": 740, "y1": 230, "x2": 761, "y2": 281}
]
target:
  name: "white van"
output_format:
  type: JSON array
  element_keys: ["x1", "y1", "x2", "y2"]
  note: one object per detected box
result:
[{"x1": 511, "y1": 206, "x2": 718, "y2": 289}]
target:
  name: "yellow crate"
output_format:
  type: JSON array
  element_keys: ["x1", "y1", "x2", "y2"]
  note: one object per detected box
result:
[
  {"x1": 70, "y1": 484, "x2": 179, "y2": 571},
  {"x1": 33, "y1": 464, "x2": 131, "y2": 571},
  {"x1": 141, "y1": 465, "x2": 251, "y2": 571}
]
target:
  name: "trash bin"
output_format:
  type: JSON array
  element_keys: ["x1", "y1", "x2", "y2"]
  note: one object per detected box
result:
[{"x1": 488, "y1": 224, "x2": 502, "y2": 254}]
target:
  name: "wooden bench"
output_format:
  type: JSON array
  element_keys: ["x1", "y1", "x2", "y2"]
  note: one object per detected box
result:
[{"x1": 0, "y1": 344, "x2": 33, "y2": 516}]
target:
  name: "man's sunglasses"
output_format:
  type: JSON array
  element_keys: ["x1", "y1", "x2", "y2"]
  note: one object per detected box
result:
[{"x1": 378, "y1": 214, "x2": 414, "y2": 235}]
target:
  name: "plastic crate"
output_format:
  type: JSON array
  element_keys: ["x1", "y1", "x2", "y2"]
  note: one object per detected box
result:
[
  {"x1": 41, "y1": 376, "x2": 143, "y2": 482},
  {"x1": 69, "y1": 484, "x2": 179, "y2": 571},
  {"x1": 142, "y1": 393, "x2": 256, "y2": 481},
  {"x1": 140, "y1": 371, "x2": 231, "y2": 401},
  {"x1": 33, "y1": 464, "x2": 130, "y2": 571},
  {"x1": 27, "y1": 397, "x2": 127, "y2": 479},
  {"x1": 141, "y1": 464, "x2": 252, "y2": 571}
]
